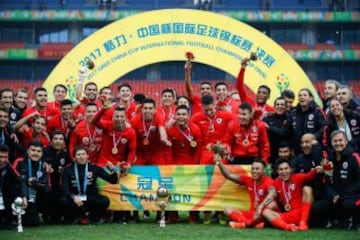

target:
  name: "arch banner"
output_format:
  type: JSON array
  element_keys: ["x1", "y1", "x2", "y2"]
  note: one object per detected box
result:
[{"x1": 43, "y1": 9, "x2": 321, "y2": 106}]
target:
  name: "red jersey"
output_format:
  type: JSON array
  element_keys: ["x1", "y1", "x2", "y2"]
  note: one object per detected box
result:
[
  {"x1": 22, "y1": 105, "x2": 53, "y2": 121},
  {"x1": 46, "y1": 114, "x2": 75, "y2": 139},
  {"x1": 156, "y1": 105, "x2": 177, "y2": 124},
  {"x1": 166, "y1": 122, "x2": 202, "y2": 164},
  {"x1": 223, "y1": 119, "x2": 270, "y2": 163},
  {"x1": 216, "y1": 96, "x2": 240, "y2": 114},
  {"x1": 236, "y1": 67, "x2": 274, "y2": 120},
  {"x1": 92, "y1": 109, "x2": 137, "y2": 167},
  {"x1": 191, "y1": 95, "x2": 202, "y2": 115},
  {"x1": 274, "y1": 169, "x2": 317, "y2": 211},
  {"x1": 191, "y1": 110, "x2": 235, "y2": 164},
  {"x1": 130, "y1": 112, "x2": 167, "y2": 165},
  {"x1": 46, "y1": 101, "x2": 61, "y2": 117},
  {"x1": 102, "y1": 101, "x2": 137, "y2": 121},
  {"x1": 73, "y1": 99, "x2": 103, "y2": 120},
  {"x1": 68, "y1": 120, "x2": 103, "y2": 163},
  {"x1": 240, "y1": 174, "x2": 274, "y2": 211},
  {"x1": 21, "y1": 127, "x2": 49, "y2": 148}
]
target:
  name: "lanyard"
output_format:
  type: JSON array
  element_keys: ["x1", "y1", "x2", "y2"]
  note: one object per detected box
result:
[
  {"x1": 28, "y1": 159, "x2": 42, "y2": 181},
  {"x1": 282, "y1": 180, "x2": 292, "y2": 204},
  {"x1": 142, "y1": 116, "x2": 154, "y2": 138},
  {"x1": 176, "y1": 124, "x2": 193, "y2": 143},
  {"x1": 0, "y1": 129, "x2": 4, "y2": 145},
  {"x1": 253, "y1": 180, "x2": 259, "y2": 203},
  {"x1": 74, "y1": 162, "x2": 88, "y2": 194},
  {"x1": 112, "y1": 131, "x2": 123, "y2": 149}
]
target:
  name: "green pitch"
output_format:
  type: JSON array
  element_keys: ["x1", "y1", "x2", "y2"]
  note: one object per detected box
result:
[{"x1": 1, "y1": 221, "x2": 358, "y2": 240}]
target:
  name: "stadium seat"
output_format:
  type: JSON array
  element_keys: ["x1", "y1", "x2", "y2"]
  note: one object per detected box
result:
[{"x1": 0, "y1": 42, "x2": 25, "y2": 49}]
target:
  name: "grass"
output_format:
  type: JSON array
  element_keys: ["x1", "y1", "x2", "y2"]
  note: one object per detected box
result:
[{"x1": 1, "y1": 215, "x2": 358, "y2": 240}]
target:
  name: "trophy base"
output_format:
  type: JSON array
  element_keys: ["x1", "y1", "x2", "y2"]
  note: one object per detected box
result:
[{"x1": 159, "y1": 220, "x2": 166, "y2": 227}]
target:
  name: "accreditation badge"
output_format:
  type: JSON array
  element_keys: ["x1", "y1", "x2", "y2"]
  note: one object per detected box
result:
[
  {"x1": 79, "y1": 194, "x2": 87, "y2": 202},
  {"x1": 28, "y1": 188, "x2": 37, "y2": 203},
  {"x1": 0, "y1": 194, "x2": 4, "y2": 210}
]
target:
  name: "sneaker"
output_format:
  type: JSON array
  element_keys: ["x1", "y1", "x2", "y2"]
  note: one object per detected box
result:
[
  {"x1": 286, "y1": 224, "x2": 298, "y2": 232},
  {"x1": 203, "y1": 214, "x2": 211, "y2": 225},
  {"x1": 218, "y1": 215, "x2": 227, "y2": 225},
  {"x1": 79, "y1": 216, "x2": 89, "y2": 225},
  {"x1": 143, "y1": 211, "x2": 151, "y2": 220},
  {"x1": 229, "y1": 221, "x2": 246, "y2": 229},
  {"x1": 253, "y1": 222, "x2": 265, "y2": 229},
  {"x1": 299, "y1": 221, "x2": 308, "y2": 231}
]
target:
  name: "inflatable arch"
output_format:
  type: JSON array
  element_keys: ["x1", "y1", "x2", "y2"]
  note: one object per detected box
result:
[{"x1": 43, "y1": 9, "x2": 322, "y2": 107}]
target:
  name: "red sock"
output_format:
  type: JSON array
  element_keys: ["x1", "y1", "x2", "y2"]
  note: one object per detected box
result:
[
  {"x1": 271, "y1": 217, "x2": 289, "y2": 230},
  {"x1": 300, "y1": 202, "x2": 312, "y2": 223},
  {"x1": 228, "y1": 211, "x2": 247, "y2": 223}
]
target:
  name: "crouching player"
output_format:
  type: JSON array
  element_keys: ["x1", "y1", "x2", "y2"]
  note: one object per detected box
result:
[
  {"x1": 216, "y1": 157, "x2": 276, "y2": 228},
  {"x1": 258, "y1": 159, "x2": 323, "y2": 231}
]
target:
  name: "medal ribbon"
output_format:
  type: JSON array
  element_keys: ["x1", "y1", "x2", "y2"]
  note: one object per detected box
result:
[
  {"x1": 142, "y1": 116, "x2": 153, "y2": 139},
  {"x1": 112, "y1": 131, "x2": 123, "y2": 149},
  {"x1": 282, "y1": 180, "x2": 292, "y2": 205},
  {"x1": 74, "y1": 162, "x2": 88, "y2": 194},
  {"x1": 86, "y1": 123, "x2": 96, "y2": 144},
  {"x1": 253, "y1": 180, "x2": 259, "y2": 203},
  {"x1": 176, "y1": 125, "x2": 193, "y2": 143}
]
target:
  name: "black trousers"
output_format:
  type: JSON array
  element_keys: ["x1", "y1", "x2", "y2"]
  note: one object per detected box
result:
[
  {"x1": 23, "y1": 190, "x2": 51, "y2": 226},
  {"x1": 60, "y1": 194, "x2": 110, "y2": 222}
]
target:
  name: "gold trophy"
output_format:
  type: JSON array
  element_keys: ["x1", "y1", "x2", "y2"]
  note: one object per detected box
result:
[{"x1": 156, "y1": 186, "x2": 170, "y2": 227}]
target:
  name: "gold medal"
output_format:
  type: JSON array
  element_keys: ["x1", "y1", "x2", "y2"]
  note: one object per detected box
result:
[
  {"x1": 254, "y1": 201, "x2": 259, "y2": 208},
  {"x1": 243, "y1": 139, "x2": 249, "y2": 145},
  {"x1": 284, "y1": 203, "x2": 291, "y2": 212},
  {"x1": 111, "y1": 147, "x2": 118, "y2": 155},
  {"x1": 143, "y1": 137, "x2": 149, "y2": 145},
  {"x1": 89, "y1": 143, "x2": 96, "y2": 152},
  {"x1": 190, "y1": 140, "x2": 197, "y2": 148}
]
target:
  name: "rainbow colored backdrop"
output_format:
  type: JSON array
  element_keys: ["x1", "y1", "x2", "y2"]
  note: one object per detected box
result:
[{"x1": 98, "y1": 165, "x2": 251, "y2": 211}]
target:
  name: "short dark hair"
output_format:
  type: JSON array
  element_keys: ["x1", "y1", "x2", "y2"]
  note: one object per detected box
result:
[
  {"x1": 201, "y1": 95, "x2": 215, "y2": 105},
  {"x1": 215, "y1": 82, "x2": 228, "y2": 90},
  {"x1": 161, "y1": 88, "x2": 175, "y2": 98},
  {"x1": 99, "y1": 86, "x2": 112, "y2": 94},
  {"x1": 0, "y1": 107, "x2": 9, "y2": 114},
  {"x1": 142, "y1": 98, "x2": 156, "y2": 107},
  {"x1": 176, "y1": 95, "x2": 190, "y2": 104},
  {"x1": 85, "y1": 82, "x2": 98, "y2": 90},
  {"x1": 258, "y1": 85, "x2": 271, "y2": 95},
  {"x1": 50, "y1": 130, "x2": 65, "y2": 141},
  {"x1": 274, "y1": 97, "x2": 286, "y2": 105},
  {"x1": 252, "y1": 157, "x2": 266, "y2": 168},
  {"x1": 53, "y1": 84, "x2": 67, "y2": 93},
  {"x1": 133, "y1": 93, "x2": 146, "y2": 104},
  {"x1": 28, "y1": 139, "x2": 43, "y2": 149},
  {"x1": 34, "y1": 87, "x2": 47, "y2": 95},
  {"x1": 239, "y1": 102, "x2": 252, "y2": 112},
  {"x1": 278, "y1": 141, "x2": 293, "y2": 150},
  {"x1": 200, "y1": 81, "x2": 212, "y2": 88},
  {"x1": 0, "y1": 88, "x2": 13, "y2": 98},
  {"x1": 60, "y1": 99, "x2": 73, "y2": 107},
  {"x1": 176, "y1": 104, "x2": 189, "y2": 113},
  {"x1": 281, "y1": 89, "x2": 295, "y2": 99},
  {"x1": 0, "y1": 144, "x2": 9, "y2": 153},
  {"x1": 275, "y1": 159, "x2": 291, "y2": 170},
  {"x1": 73, "y1": 145, "x2": 88, "y2": 157},
  {"x1": 114, "y1": 106, "x2": 126, "y2": 112},
  {"x1": 117, "y1": 83, "x2": 132, "y2": 92},
  {"x1": 86, "y1": 102, "x2": 99, "y2": 109}
]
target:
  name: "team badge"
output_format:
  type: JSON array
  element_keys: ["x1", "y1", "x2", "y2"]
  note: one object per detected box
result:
[
  {"x1": 121, "y1": 138, "x2": 128, "y2": 144},
  {"x1": 252, "y1": 126, "x2": 258, "y2": 132},
  {"x1": 216, "y1": 118, "x2": 223, "y2": 124},
  {"x1": 95, "y1": 128, "x2": 103, "y2": 134},
  {"x1": 290, "y1": 183, "x2": 295, "y2": 190},
  {"x1": 351, "y1": 119, "x2": 357, "y2": 126},
  {"x1": 342, "y1": 162, "x2": 348, "y2": 169},
  {"x1": 308, "y1": 114, "x2": 314, "y2": 120},
  {"x1": 87, "y1": 171, "x2": 93, "y2": 178},
  {"x1": 150, "y1": 126, "x2": 156, "y2": 131},
  {"x1": 10, "y1": 112, "x2": 17, "y2": 120},
  {"x1": 82, "y1": 137, "x2": 90, "y2": 144},
  {"x1": 60, "y1": 158, "x2": 65, "y2": 165},
  {"x1": 36, "y1": 171, "x2": 43, "y2": 179},
  {"x1": 258, "y1": 189, "x2": 264, "y2": 196}
]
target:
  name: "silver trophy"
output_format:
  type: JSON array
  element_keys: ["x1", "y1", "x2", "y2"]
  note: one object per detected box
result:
[
  {"x1": 12, "y1": 197, "x2": 25, "y2": 233},
  {"x1": 155, "y1": 186, "x2": 170, "y2": 227}
]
